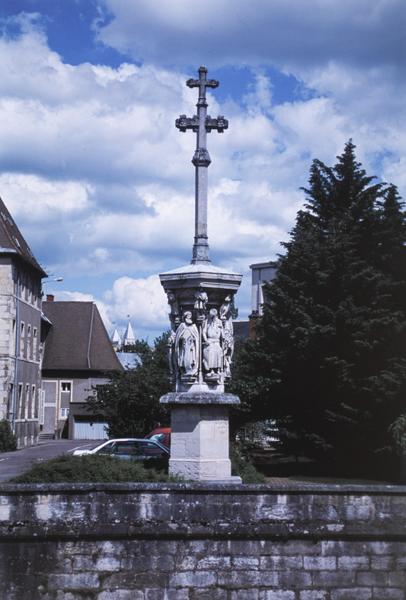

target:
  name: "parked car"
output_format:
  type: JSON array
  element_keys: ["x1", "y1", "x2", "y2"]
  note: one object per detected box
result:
[
  {"x1": 145, "y1": 427, "x2": 171, "y2": 448},
  {"x1": 72, "y1": 438, "x2": 169, "y2": 469}
]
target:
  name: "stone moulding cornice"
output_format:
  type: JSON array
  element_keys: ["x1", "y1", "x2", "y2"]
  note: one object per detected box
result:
[
  {"x1": 160, "y1": 392, "x2": 240, "y2": 405},
  {"x1": 159, "y1": 264, "x2": 242, "y2": 288},
  {"x1": 160, "y1": 272, "x2": 242, "y2": 284}
]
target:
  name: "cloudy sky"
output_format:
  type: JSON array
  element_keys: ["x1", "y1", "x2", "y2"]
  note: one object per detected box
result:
[{"x1": 0, "y1": 0, "x2": 405, "y2": 340}]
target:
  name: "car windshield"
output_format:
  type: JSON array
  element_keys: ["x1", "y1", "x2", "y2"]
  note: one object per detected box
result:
[
  {"x1": 96, "y1": 440, "x2": 167, "y2": 457},
  {"x1": 148, "y1": 433, "x2": 165, "y2": 444}
]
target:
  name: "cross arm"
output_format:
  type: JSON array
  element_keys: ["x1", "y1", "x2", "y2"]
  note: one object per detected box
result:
[
  {"x1": 205, "y1": 115, "x2": 229, "y2": 133},
  {"x1": 176, "y1": 114, "x2": 199, "y2": 132},
  {"x1": 186, "y1": 78, "x2": 219, "y2": 89}
]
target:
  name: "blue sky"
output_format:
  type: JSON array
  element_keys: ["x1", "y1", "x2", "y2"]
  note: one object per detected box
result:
[{"x1": 0, "y1": 0, "x2": 405, "y2": 340}]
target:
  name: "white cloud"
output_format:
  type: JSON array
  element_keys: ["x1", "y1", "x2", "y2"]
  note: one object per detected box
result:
[
  {"x1": 98, "y1": 0, "x2": 405, "y2": 74},
  {"x1": 103, "y1": 274, "x2": 169, "y2": 334},
  {"x1": 0, "y1": 174, "x2": 90, "y2": 221},
  {"x1": 0, "y1": 8, "x2": 405, "y2": 338}
]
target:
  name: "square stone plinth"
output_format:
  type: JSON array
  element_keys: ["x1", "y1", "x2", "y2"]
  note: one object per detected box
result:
[{"x1": 169, "y1": 404, "x2": 237, "y2": 481}]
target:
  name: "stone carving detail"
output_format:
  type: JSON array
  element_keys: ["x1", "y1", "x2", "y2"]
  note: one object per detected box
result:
[
  {"x1": 220, "y1": 296, "x2": 234, "y2": 380},
  {"x1": 174, "y1": 311, "x2": 199, "y2": 382},
  {"x1": 175, "y1": 114, "x2": 199, "y2": 133},
  {"x1": 194, "y1": 290, "x2": 208, "y2": 312},
  {"x1": 167, "y1": 329, "x2": 176, "y2": 382},
  {"x1": 165, "y1": 286, "x2": 238, "y2": 390},
  {"x1": 192, "y1": 148, "x2": 211, "y2": 167},
  {"x1": 167, "y1": 291, "x2": 180, "y2": 328},
  {"x1": 206, "y1": 115, "x2": 228, "y2": 133},
  {"x1": 202, "y1": 308, "x2": 224, "y2": 381}
]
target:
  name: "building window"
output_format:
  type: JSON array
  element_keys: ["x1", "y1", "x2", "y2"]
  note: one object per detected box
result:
[
  {"x1": 27, "y1": 324, "x2": 32, "y2": 359},
  {"x1": 60, "y1": 381, "x2": 72, "y2": 416},
  {"x1": 12, "y1": 320, "x2": 16, "y2": 355},
  {"x1": 60, "y1": 408, "x2": 69, "y2": 419},
  {"x1": 17, "y1": 384, "x2": 22, "y2": 419},
  {"x1": 7, "y1": 383, "x2": 14, "y2": 420},
  {"x1": 25, "y1": 384, "x2": 30, "y2": 419},
  {"x1": 20, "y1": 322, "x2": 25, "y2": 357},
  {"x1": 33, "y1": 327, "x2": 38, "y2": 360},
  {"x1": 32, "y1": 385, "x2": 36, "y2": 419},
  {"x1": 61, "y1": 381, "x2": 72, "y2": 395}
]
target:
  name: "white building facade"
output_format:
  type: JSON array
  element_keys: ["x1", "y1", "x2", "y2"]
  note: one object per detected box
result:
[{"x1": 0, "y1": 199, "x2": 46, "y2": 447}]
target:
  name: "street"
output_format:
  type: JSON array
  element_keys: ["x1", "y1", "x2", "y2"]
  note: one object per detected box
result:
[{"x1": 0, "y1": 439, "x2": 103, "y2": 483}]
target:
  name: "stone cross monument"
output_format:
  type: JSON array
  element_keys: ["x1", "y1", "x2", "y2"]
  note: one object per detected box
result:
[{"x1": 159, "y1": 66, "x2": 242, "y2": 482}]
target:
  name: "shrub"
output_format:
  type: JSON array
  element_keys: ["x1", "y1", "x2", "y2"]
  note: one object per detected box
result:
[
  {"x1": 231, "y1": 445, "x2": 266, "y2": 483},
  {"x1": 12, "y1": 454, "x2": 173, "y2": 483},
  {"x1": 0, "y1": 420, "x2": 17, "y2": 452}
]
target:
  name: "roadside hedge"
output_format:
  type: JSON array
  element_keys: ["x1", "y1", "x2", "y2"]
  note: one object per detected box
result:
[{"x1": 12, "y1": 454, "x2": 172, "y2": 483}]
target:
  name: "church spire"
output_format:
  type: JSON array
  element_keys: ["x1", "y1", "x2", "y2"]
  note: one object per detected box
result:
[{"x1": 122, "y1": 320, "x2": 136, "y2": 348}]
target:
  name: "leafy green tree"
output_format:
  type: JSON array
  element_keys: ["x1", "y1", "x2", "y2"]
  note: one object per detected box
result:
[
  {"x1": 87, "y1": 333, "x2": 171, "y2": 438},
  {"x1": 234, "y1": 142, "x2": 406, "y2": 477}
]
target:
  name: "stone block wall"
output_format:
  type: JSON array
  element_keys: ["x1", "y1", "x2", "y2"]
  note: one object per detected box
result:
[{"x1": 0, "y1": 482, "x2": 405, "y2": 599}]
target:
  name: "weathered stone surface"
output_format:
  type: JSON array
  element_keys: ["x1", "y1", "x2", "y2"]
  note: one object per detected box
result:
[
  {"x1": 0, "y1": 484, "x2": 405, "y2": 598},
  {"x1": 161, "y1": 392, "x2": 240, "y2": 404}
]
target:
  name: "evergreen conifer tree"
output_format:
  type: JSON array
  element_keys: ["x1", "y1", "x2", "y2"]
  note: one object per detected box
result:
[{"x1": 236, "y1": 142, "x2": 406, "y2": 477}]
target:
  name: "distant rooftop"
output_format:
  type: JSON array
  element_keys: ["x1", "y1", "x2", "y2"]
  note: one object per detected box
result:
[{"x1": 42, "y1": 301, "x2": 123, "y2": 372}]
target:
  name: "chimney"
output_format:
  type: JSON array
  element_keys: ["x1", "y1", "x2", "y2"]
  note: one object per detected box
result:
[{"x1": 46, "y1": 294, "x2": 54, "y2": 302}]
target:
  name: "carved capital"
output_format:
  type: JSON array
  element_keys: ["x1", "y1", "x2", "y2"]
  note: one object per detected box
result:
[{"x1": 192, "y1": 148, "x2": 211, "y2": 166}]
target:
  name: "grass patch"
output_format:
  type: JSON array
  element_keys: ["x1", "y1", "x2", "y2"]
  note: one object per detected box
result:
[{"x1": 12, "y1": 454, "x2": 173, "y2": 483}]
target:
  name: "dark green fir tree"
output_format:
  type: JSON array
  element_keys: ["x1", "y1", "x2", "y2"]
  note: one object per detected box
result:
[{"x1": 234, "y1": 141, "x2": 406, "y2": 478}]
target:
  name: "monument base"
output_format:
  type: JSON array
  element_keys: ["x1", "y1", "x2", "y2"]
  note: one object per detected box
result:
[{"x1": 160, "y1": 393, "x2": 240, "y2": 482}]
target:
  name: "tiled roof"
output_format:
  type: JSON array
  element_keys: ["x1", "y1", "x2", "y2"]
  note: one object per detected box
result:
[
  {"x1": 42, "y1": 301, "x2": 123, "y2": 372},
  {"x1": 0, "y1": 197, "x2": 46, "y2": 276}
]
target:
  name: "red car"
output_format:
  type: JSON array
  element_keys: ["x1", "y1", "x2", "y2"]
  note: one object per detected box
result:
[{"x1": 145, "y1": 427, "x2": 171, "y2": 448}]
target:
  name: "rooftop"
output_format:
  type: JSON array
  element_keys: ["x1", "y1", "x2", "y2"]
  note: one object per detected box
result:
[
  {"x1": 42, "y1": 301, "x2": 123, "y2": 372},
  {"x1": 0, "y1": 197, "x2": 46, "y2": 276}
]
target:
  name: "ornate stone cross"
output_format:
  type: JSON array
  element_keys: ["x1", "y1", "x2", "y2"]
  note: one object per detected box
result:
[
  {"x1": 160, "y1": 66, "x2": 241, "y2": 481},
  {"x1": 176, "y1": 65, "x2": 228, "y2": 264}
]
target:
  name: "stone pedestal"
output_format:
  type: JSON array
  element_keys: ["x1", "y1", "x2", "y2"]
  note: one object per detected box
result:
[{"x1": 160, "y1": 392, "x2": 241, "y2": 482}]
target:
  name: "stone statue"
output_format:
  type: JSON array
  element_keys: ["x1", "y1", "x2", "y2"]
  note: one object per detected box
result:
[
  {"x1": 194, "y1": 290, "x2": 208, "y2": 311},
  {"x1": 202, "y1": 308, "x2": 224, "y2": 377},
  {"x1": 167, "y1": 291, "x2": 180, "y2": 326},
  {"x1": 219, "y1": 295, "x2": 231, "y2": 320},
  {"x1": 167, "y1": 329, "x2": 176, "y2": 382},
  {"x1": 220, "y1": 296, "x2": 234, "y2": 379},
  {"x1": 174, "y1": 311, "x2": 199, "y2": 380}
]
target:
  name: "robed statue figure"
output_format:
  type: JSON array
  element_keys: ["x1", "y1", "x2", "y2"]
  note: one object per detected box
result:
[
  {"x1": 202, "y1": 308, "x2": 223, "y2": 374},
  {"x1": 174, "y1": 311, "x2": 199, "y2": 379}
]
